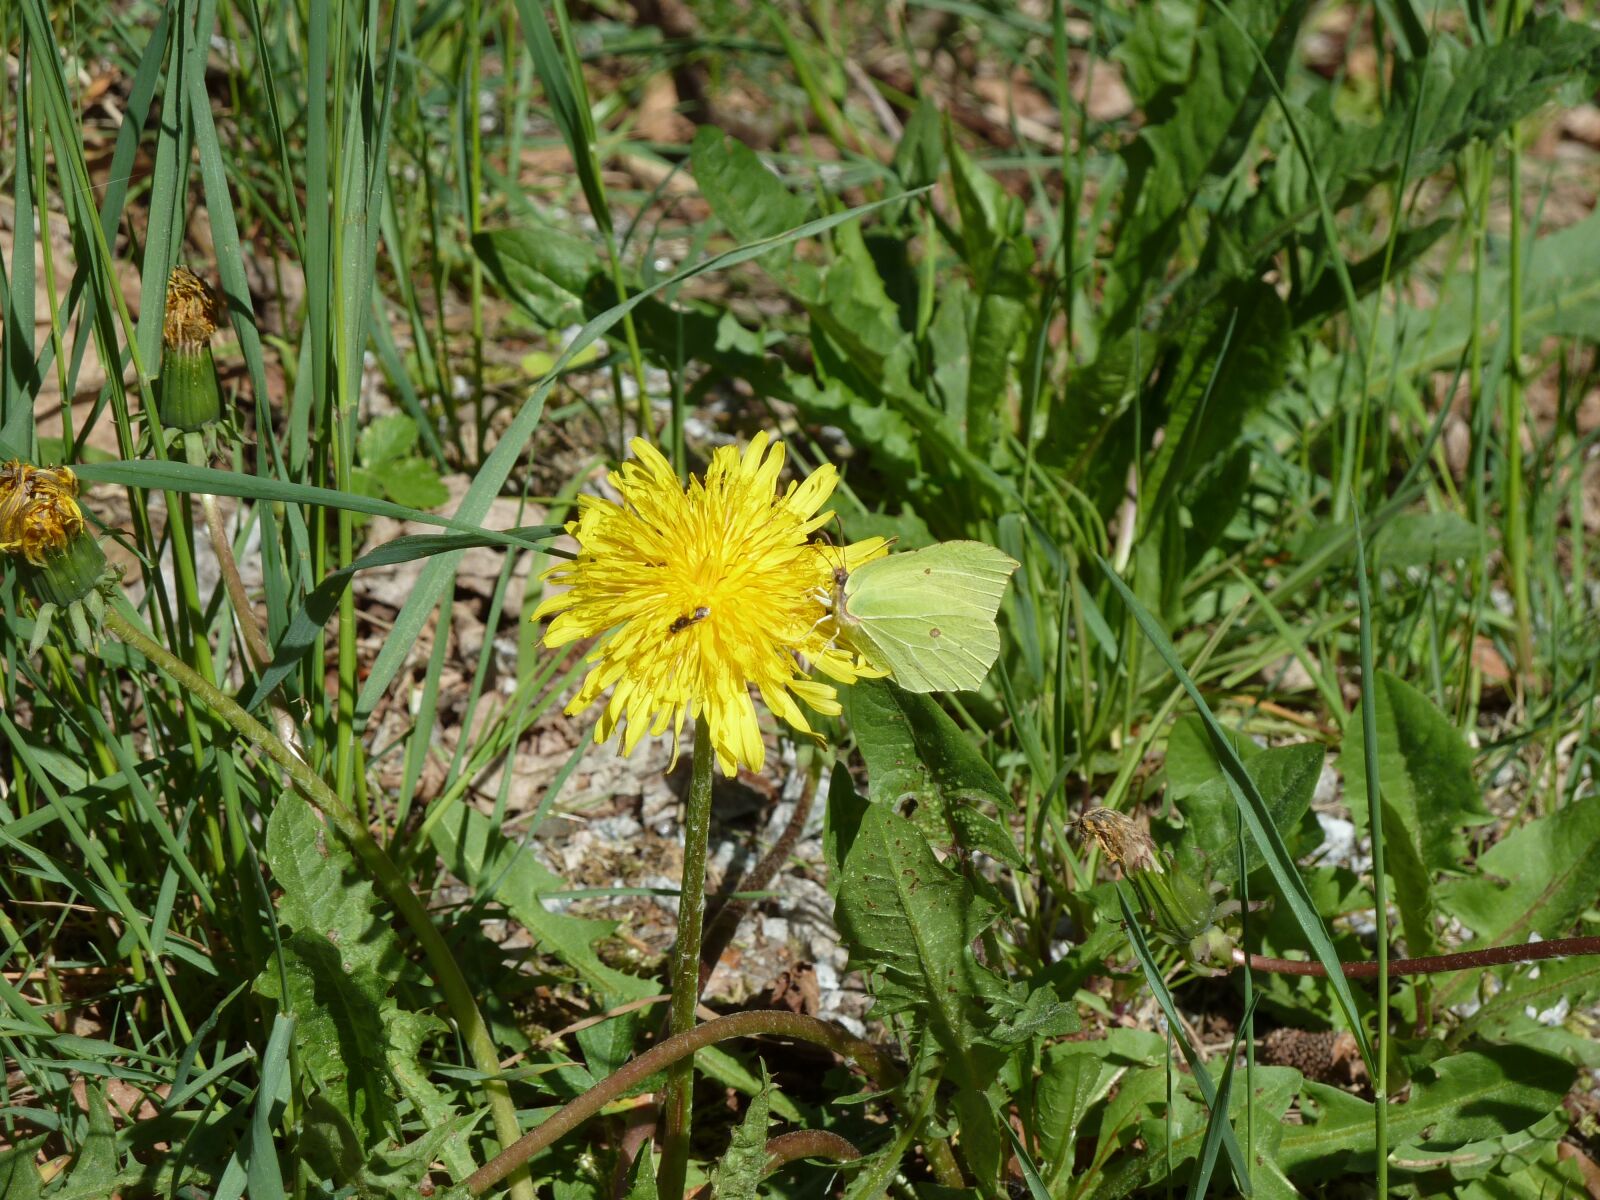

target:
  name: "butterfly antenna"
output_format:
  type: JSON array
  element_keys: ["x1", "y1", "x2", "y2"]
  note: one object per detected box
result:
[{"x1": 829, "y1": 512, "x2": 850, "y2": 580}]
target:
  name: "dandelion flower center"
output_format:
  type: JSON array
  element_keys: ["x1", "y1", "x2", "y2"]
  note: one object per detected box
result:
[{"x1": 534, "y1": 434, "x2": 885, "y2": 775}]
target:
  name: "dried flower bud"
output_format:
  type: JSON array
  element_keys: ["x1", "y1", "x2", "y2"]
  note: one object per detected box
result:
[
  {"x1": 158, "y1": 266, "x2": 225, "y2": 433},
  {"x1": 1076, "y1": 807, "x2": 1162, "y2": 874},
  {"x1": 1075, "y1": 805, "x2": 1241, "y2": 975}
]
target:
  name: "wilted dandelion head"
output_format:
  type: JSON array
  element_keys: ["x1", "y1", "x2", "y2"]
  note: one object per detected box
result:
[
  {"x1": 163, "y1": 266, "x2": 222, "y2": 350},
  {"x1": 534, "y1": 434, "x2": 886, "y2": 776},
  {"x1": 1075, "y1": 807, "x2": 1162, "y2": 875},
  {"x1": 0, "y1": 462, "x2": 87, "y2": 567}
]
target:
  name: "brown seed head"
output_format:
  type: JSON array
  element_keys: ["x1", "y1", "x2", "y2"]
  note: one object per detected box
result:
[
  {"x1": 163, "y1": 266, "x2": 223, "y2": 350},
  {"x1": 1074, "y1": 807, "x2": 1162, "y2": 875},
  {"x1": 0, "y1": 461, "x2": 87, "y2": 566}
]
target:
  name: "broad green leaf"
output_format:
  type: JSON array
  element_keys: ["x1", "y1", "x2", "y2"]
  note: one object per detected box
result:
[
  {"x1": 1340, "y1": 670, "x2": 1490, "y2": 954},
  {"x1": 1453, "y1": 956, "x2": 1600, "y2": 1050},
  {"x1": 1036, "y1": 1030, "x2": 1165, "y2": 1184},
  {"x1": 692, "y1": 126, "x2": 808, "y2": 259},
  {"x1": 1172, "y1": 740, "x2": 1325, "y2": 877},
  {"x1": 945, "y1": 138, "x2": 1035, "y2": 458},
  {"x1": 843, "y1": 679, "x2": 1019, "y2": 866},
  {"x1": 1448, "y1": 1136, "x2": 1592, "y2": 1198},
  {"x1": 623, "y1": 1148, "x2": 657, "y2": 1200},
  {"x1": 473, "y1": 223, "x2": 593, "y2": 325},
  {"x1": 257, "y1": 932, "x2": 397, "y2": 1144},
  {"x1": 55, "y1": 1083, "x2": 118, "y2": 1200},
  {"x1": 380, "y1": 457, "x2": 450, "y2": 510},
  {"x1": 1371, "y1": 511, "x2": 1482, "y2": 569},
  {"x1": 1166, "y1": 712, "x2": 1263, "y2": 797},
  {"x1": 386, "y1": 1008, "x2": 477, "y2": 1182},
  {"x1": 576, "y1": 1007, "x2": 640, "y2": 1082},
  {"x1": 832, "y1": 796, "x2": 1007, "y2": 1089},
  {"x1": 298, "y1": 1092, "x2": 366, "y2": 1187},
  {"x1": 358, "y1": 412, "x2": 419, "y2": 467},
  {"x1": 429, "y1": 796, "x2": 654, "y2": 1004},
  {"x1": 1277, "y1": 1045, "x2": 1575, "y2": 1176},
  {"x1": 0, "y1": 1139, "x2": 46, "y2": 1200},
  {"x1": 1386, "y1": 1109, "x2": 1569, "y2": 1180},
  {"x1": 1037, "y1": 332, "x2": 1150, "y2": 511},
  {"x1": 266, "y1": 798, "x2": 402, "y2": 981},
  {"x1": 710, "y1": 1067, "x2": 772, "y2": 1200},
  {"x1": 951, "y1": 1086, "x2": 1005, "y2": 1192},
  {"x1": 1143, "y1": 281, "x2": 1289, "y2": 524},
  {"x1": 1098, "y1": 0, "x2": 1309, "y2": 338},
  {"x1": 1209, "y1": 17, "x2": 1600, "y2": 297},
  {"x1": 364, "y1": 1113, "x2": 481, "y2": 1198},
  {"x1": 890, "y1": 98, "x2": 942, "y2": 191},
  {"x1": 259, "y1": 800, "x2": 406, "y2": 1145},
  {"x1": 1112, "y1": 0, "x2": 1198, "y2": 106},
  {"x1": 1437, "y1": 795, "x2": 1600, "y2": 961}
]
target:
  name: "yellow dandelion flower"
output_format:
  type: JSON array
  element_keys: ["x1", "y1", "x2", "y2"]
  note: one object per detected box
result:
[
  {"x1": 0, "y1": 461, "x2": 87, "y2": 567},
  {"x1": 534, "y1": 434, "x2": 887, "y2": 776}
]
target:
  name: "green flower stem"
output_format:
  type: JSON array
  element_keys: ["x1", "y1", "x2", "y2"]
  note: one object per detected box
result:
[
  {"x1": 658, "y1": 719, "x2": 716, "y2": 1200},
  {"x1": 464, "y1": 1010, "x2": 903, "y2": 1196},
  {"x1": 102, "y1": 604, "x2": 534, "y2": 1200}
]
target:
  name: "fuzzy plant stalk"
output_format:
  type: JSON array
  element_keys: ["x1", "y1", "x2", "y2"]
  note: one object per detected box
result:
[
  {"x1": 658, "y1": 719, "x2": 716, "y2": 1200},
  {"x1": 96, "y1": 603, "x2": 533, "y2": 1200}
]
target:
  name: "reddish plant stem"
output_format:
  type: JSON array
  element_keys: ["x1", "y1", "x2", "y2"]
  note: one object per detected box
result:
[
  {"x1": 465, "y1": 1011, "x2": 899, "y2": 1196},
  {"x1": 1236, "y1": 936, "x2": 1600, "y2": 979},
  {"x1": 762, "y1": 1130, "x2": 863, "y2": 1175}
]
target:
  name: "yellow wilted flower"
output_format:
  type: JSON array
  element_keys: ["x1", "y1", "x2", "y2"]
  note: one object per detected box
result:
[
  {"x1": 534, "y1": 434, "x2": 887, "y2": 776},
  {"x1": 163, "y1": 265, "x2": 223, "y2": 350},
  {"x1": 1, "y1": 460, "x2": 115, "y2": 651},
  {"x1": 0, "y1": 461, "x2": 86, "y2": 567}
]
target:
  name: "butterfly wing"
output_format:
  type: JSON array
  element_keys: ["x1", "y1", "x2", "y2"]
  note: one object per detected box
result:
[{"x1": 842, "y1": 541, "x2": 1019, "y2": 692}]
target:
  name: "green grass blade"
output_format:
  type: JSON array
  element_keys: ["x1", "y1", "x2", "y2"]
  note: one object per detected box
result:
[
  {"x1": 186, "y1": 55, "x2": 273, "y2": 419},
  {"x1": 512, "y1": 0, "x2": 613, "y2": 238},
  {"x1": 1099, "y1": 554, "x2": 1376, "y2": 1074},
  {"x1": 72, "y1": 460, "x2": 556, "y2": 551},
  {"x1": 1116, "y1": 886, "x2": 1252, "y2": 1195},
  {"x1": 1186, "y1": 994, "x2": 1260, "y2": 1200},
  {"x1": 3, "y1": 33, "x2": 38, "y2": 447}
]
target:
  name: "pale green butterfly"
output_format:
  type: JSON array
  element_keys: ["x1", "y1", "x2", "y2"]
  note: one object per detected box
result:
[{"x1": 828, "y1": 540, "x2": 1019, "y2": 693}]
